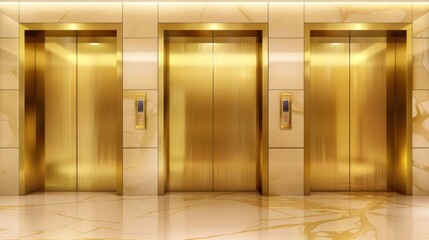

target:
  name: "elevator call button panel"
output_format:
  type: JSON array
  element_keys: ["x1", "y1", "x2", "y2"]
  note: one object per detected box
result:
[
  {"x1": 135, "y1": 94, "x2": 147, "y2": 129},
  {"x1": 280, "y1": 93, "x2": 292, "y2": 129}
]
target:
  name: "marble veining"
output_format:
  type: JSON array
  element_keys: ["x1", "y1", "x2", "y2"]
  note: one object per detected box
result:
[
  {"x1": 413, "y1": 91, "x2": 429, "y2": 147},
  {"x1": 0, "y1": 90, "x2": 18, "y2": 147},
  {"x1": 413, "y1": 149, "x2": 429, "y2": 195},
  {"x1": 0, "y1": 3, "x2": 19, "y2": 38},
  {"x1": 413, "y1": 38, "x2": 429, "y2": 90},
  {"x1": 0, "y1": 192, "x2": 429, "y2": 239},
  {"x1": 158, "y1": 2, "x2": 268, "y2": 23},
  {"x1": 305, "y1": 3, "x2": 411, "y2": 23},
  {"x1": 20, "y1": 2, "x2": 122, "y2": 23},
  {"x1": 0, "y1": 39, "x2": 19, "y2": 90},
  {"x1": 413, "y1": 3, "x2": 429, "y2": 37}
]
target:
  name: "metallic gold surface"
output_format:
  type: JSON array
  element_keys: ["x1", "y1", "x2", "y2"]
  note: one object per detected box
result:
[
  {"x1": 350, "y1": 36, "x2": 387, "y2": 191},
  {"x1": 309, "y1": 36, "x2": 350, "y2": 191},
  {"x1": 21, "y1": 33, "x2": 38, "y2": 194},
  {"x1": 280, "y1": 93, "x2": 292, "y2": 130},
  {"x1": 43, "y1": 34, "x2": 77, "y2": 191},
  {"x1": 304, "y1": 23, "x2": 412, "y2": 195},
  {"x1": 166, "y1": 32, "x2": 214, "y2": 191},
  {"x1": 135, "y1": 94, "x2": 147, "y2": 130},
  {"x1": 213, "y1": 32, "x2": 259, "y2": 191},
  {"x1": 19, "y1": 24, "x2": 123, "y2": 195},
  {"x1": 159, "y1": 24, "x2": 268, "y2": 194},
  {"x1": 77, "y1": 35, "x2": 117, "y2": 191},
  {"x1": 395, "y1": 31, "x2": 412, "y2": 195}
]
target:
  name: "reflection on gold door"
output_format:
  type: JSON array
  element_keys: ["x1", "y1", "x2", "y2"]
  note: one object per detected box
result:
[
  {"x1": 309, "y1": 31, "x2": 395, "y2": 191},
  {"x1": 166, "y1": 31, "x2": 260, "y2": 191},
  {"x1": 34, "y1": 31, "x2": 117, "y2": 191}
]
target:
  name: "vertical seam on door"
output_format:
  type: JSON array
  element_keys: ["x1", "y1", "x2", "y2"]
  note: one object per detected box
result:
[
  {"x1": 76, "y1": 31, "x2": 79, "y2": 191},
  {"x1": 212, "y1": 31, "x2": 215, "y2": 191},
  {"x1": 348, "y1": 31, "x2": 351, "y2": 192}
]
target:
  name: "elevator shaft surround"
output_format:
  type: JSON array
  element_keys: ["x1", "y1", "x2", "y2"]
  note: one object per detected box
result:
[
  {"x1": 158, "y1": 24, "x2": 268, "y2": 195},
  {"x1": 19, "y1": 24, "x2": 123, "y2": 195},
  {"x1": 304, "y1": 23, "x2": 412, "y2": 195}
]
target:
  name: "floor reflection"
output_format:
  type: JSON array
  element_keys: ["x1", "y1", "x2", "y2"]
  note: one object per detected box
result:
[{"x1": 0, "y1": 192, "x2": 428, "y2": 239}]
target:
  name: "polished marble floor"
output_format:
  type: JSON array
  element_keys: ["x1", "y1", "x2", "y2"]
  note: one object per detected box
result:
[{"x1": 1, "y1": 192, "x2": 429, "y2": 239}]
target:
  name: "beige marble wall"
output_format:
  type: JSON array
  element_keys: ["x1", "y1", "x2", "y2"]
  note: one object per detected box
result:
[
  {"x1": 0, "y1": 3, "x2": 19, "y2": 196},
  {"x1": 0, "y1": 91, "x2": 18, "y2": 148},
  {"x1": 268, "y1": 2, "x2": 304, "y2": 196},
  {"x1": 413, "y1": 3, "x2": 429, "y2": 38},
  {"x1": 122, "y1": 4, "x2": 159, "y2": 196},
  {"x1": 123, "y1": 39, "x2": 158, "y2": 90},
  {"x1": 269, "y1": 149, "x2": 304, "y2": 195},
  {"x1": 158, "y1": 2, "x2": 268, "y2": 23},
  {"x1": 20, "y1": 2, "x2": 122, "y2": 23},
  {"x1": 413, "y1": 38, "x2": 429, "y2": 90},
  {"x1": 0, "y1": 39, "x2": 19, "y2": 90},
  {"x1": 123, "y1": 149, "x2": 158, "y2": 195},
  {"x1": 0, "y1": 3, "x2": 19, "y2": 38},
  {"x1": 413, "y1": 3, "x2": 429, "y2": 194},
  {"x1": 0, "y1": 149, "x2": 19, "y2": 195},
  {"x1": 123, "y1": 3, "x2": 158, "y2": 38},
  {"x1": 305, "y1": 3, "x2": 412, "y2": 23}
]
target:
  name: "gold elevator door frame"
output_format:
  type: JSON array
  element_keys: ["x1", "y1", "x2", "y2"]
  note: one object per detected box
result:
[
  {"x1": 166, "y1": 30, "x2": 260, "y2": 191},
  {"x1": 32, "y1": 30, "x2": 117, "y2": 191},
  {"x1": 309, "y1": 31, "x2": 395, "y2": 192}
]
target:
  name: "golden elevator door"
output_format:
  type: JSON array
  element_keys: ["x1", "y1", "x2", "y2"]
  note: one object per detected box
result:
[
  {"x1": 43, "y1": 33, "x2": 77, "y2": 191},
  {"x1": 213, "y1": 32, "x2": 258, "y2": 191},
  {"x1": 77, "y1": 34, "x2": 117, "y2": 191},
  {"x1": 350, "y1": 36, "x2": 387, "y2": 191},
  {"x1": 309, "y1": 36, "x2": 350, "y2": 191},
  {"x1": 167, "y1": 32, "x2": 214, "y2": 191},
  {"x1": 41, "y1": 31, "x2": 117, "y2": 191},
  {"x1": 309, "y1": 32, "x2": 389, "y2": 191},
  {"x1": 167, "y1": 31, "x2": 259, "y2": 191}
]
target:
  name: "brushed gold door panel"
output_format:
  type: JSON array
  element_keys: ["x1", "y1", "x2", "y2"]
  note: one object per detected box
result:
[
  {"x1": 213, "y1": 33, "x2": 259, "y2": 191},
  {"x1": 42, "y1": 34, "x2": 77, "y2": 191},
  {"x1": 167, "y1": 33, "x2": 214, "y2": 191},
  {"x1": 77, "y1": 36, "x2": 117, "y2": 191},
  {"x1": 309, "y1": 36, "x2": 350, "y2": 191},
  {"x1": 350, "y1": 37, "x2": 387, "y2": 191}
]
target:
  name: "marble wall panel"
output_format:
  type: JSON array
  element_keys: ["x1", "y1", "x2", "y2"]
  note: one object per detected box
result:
[
  {"x1": 269, "y1": 90, "x2": 304, "y2": 148},
  {"x1": 123, "y1": 38, "x2": 158, "y2": 90},
  {"x1": 0, "y1": 90, "x2": 18, "y2": 147},
  {"x1": 305, "y1": 3, "x2": 411, "y2": 23},
  {"x1": 0, "y1": 148, "x2": 19, "y2": 195},
  {"x1": 413, "y1": 3, "x2": 429, "y2": 38},
  {"x1": 269, "y1": 148, "x2": 304, "y2": 195},
  {"x1": 413, "y1": 149, "x2": 429, "y2": 195},
  {"x1": 123, "y1": 2, "x2": 158, "y2": 38},
  {"x1": 269, "y1": 38, "x2": 304, "y2": 90},
  {"x1": 269, "y1": 3, "x2": 304, "y2": 38},
  {"x1": 159, "y1": 2, "x2": 268, "y2": 23},
  {"x1": 0, "y1": 3, "x2": 18, "y2": 38},
  {"x1": 123, "y1": 148, "x2": 158, "y2": 195},
  {"x1": 413, "y1": 38, "x2": 429, "y2": 90},
  {"x1": 413, "y1": 90, "x2": 429, "y2": 148},
  {"x1": 123, "y1": 90, "x2": 158, "y2": 148},
  {"x1": 0, "y1": 39, "x2": 18, "y2": 90},
  {"x1": 20, "y1": 2, "x2": 122, "y2": 23}
]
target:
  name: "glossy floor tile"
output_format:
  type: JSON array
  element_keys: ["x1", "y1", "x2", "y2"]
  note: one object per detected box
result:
[{"x1": 0, "y1": 192, "x2": 428, "y2": 239}]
